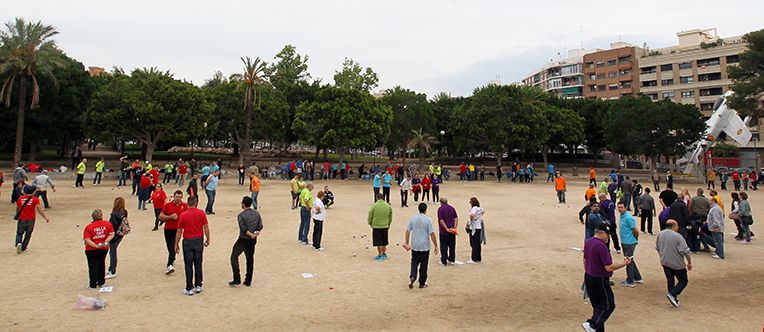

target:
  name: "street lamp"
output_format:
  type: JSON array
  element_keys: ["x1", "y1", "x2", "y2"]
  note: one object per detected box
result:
[{"x1": 440, "y1": 130, "x2": 446, "y2": 157}]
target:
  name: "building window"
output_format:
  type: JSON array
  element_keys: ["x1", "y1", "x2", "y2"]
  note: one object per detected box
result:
[
  {"x1": 589, "y1": 85, "x2": 597, "y2": 92},
  {"x1": 561, "y1": 64, "x2": 581, "y2": 76},
  {"x1": 640, "y1": 66, "x2": 656, "y2": 74},
  {"x1": 700, "y1": 87, "x2": 724, "y2": 96},
  {"x1": 648, "y1": 93, "x2": 659, "y2": 100},
  {"x1": 700, "y1": 103, "x2": 715, "y2": 111},
  {"x1": 662, "y1": 91, "x2": 675, "y2": 99},
  {"x1": 641, "y1": 80, "x2": 657, "y2": 87},
  {"x1": 586, "y1": 62, "x2": 596, "y2": 69},
  {"x1": 680, "y1": 76, "x2": 694, "y2": 84},
  {"x1": 609, "y1": 84, "x2": 619, "y2": 90},
  {"x1": 595, "y1": 61, "x2": 605, "y2": 67},
  {"x1": 618, "y1": 55, "x2": 631, "y2": 63},
  {"x1": 678, "y1": 62, "x2": 692, "y2": 70},
  {"x1": 698, "y1": 73, "x2": 722, "y2": 81},
  {"x1": 608, "y1": 72, "x2": 617, "y2": 78},
  {"x1": 660, "y1": 64, "x2": 673, "y2": 72},
  {"x1": 681, "y1": 90, "x2": 695, "y2": 98},
  {"x1": 596, "y1": 73, "x2": 606, "y2": 80},
  {"x1": 661, "y1": 79, "x2": 674, "y2": 86},
  {"x1": 697, "y1": 57, "x2": 721, "y2": 66},
  {"x1": 589, "y1": 74, "x2": 596, "y2": 80},
  {"x1": 607, "y1": 59, "x2": 617, "y2": 66},
  {"x1": 619, "y1": 69, "x2": 631, "y2": 76},
  {"x1": 726, "y1": 54, "x2": 740, "y2": 64},
  {"x1": 620, "y1": 81, "x2": 632, "y2": 89},
  {"x1": 597, "y1": 85, "x2": 606, "y2": 91}
]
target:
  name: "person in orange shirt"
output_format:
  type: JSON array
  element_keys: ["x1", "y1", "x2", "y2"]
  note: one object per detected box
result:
[
  {"x1": 555, "y1": 172, "x2": 567, "y2": 203},
  {"x1": 249, "y1": 172, "x2": 261, "y2": 209},
  {"x1": 589, "y1": 167, "x2": 597, "y2": 186},
  {"x1": 585, "y1": 184, "x2": 597, "y2": 202}
]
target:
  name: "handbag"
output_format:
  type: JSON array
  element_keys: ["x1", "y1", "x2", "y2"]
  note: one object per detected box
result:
[
  {"x1": 116, "y1": 213, "x2": 131, "y2": 236},
  {"x1": 13, "y1": 197, "x2": 33, "y2": 220},
  {"x1": 741, "y1": 215, "x2": 754, "y2": 225},
  {"x1": 728, "y1": 212, "x2": 740, "y2": 220}
]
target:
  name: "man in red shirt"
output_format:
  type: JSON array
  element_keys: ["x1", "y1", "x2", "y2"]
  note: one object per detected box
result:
[
  {"x1": 15, "y1": 186, "x2": 50, "y2": 254},
  {"x1": 459, "y1": 163, "x2": 467, "y2": 181},
  {"x1": 174, "y1": 196, "x2": 210, "y2": 295},
  {"x1": 83, "y1": 209, "x2": 114, "y2": 289},
  {"x1": 177, "y1": 159, "x2": 189, "y2": 187},
  {"x1": 150, "y1": 167, "x2": 160, "y2": 187},
  {"x1": 159, "y1": 190, "x2": 188, "y2": 274}
]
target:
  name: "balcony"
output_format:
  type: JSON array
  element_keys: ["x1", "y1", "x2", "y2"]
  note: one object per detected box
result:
[
  {"x1": 679, "y1": 97, "x2": 696, "y2": 105},
  {"x1": 639, "y1": 72, "x2": 657, "y2": 81},
  {"x1": 697, "y1": 64, "x2": 721, "y2": 75},
  {"x1": 679, "y1": 68, "x2": 693, "y2": 77},
  {"x1": 699, "y1": 95, "x2": 721, "y2": 103}
]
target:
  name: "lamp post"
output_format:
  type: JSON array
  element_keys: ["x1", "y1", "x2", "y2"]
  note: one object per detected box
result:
[{"x1": 440, "y1": 130, "x2": 446, "y2": 157}]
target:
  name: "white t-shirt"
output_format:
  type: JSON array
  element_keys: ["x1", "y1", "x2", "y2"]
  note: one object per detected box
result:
[
  {"x1": 313, "y1": 198, "x2": 326, "y2": 221},
  {"x1": 469, "y1": 206, "x2": 484, "y2": 230}
]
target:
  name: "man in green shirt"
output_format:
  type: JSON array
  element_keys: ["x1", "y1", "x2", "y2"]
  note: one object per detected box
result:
[
  {"x1": 75, "y1": 158, "x2": 87, "y2": 188},
  {"x1": 164, "y1": 162, "x2": 174, "y2": 184},
  {"x1": 368, "y1": 193, "x2": 393, "y2": 261},
  {"x1": 298, "y1": 183, "x2": 314, "y2": 245},
  {"x1": 93, "y1": 158, "x2": 105, "y2": 185}
]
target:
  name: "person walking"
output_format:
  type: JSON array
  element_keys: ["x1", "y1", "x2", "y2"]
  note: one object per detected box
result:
[
  {"x1": 14, "y1": 186, "x2": 50, "y2": 254},
  {"x1": 656, "y1": 220, "x2": 693, "y2": 308},
  {"x1": 74, "y1": 158, "x2": 87, "y2": 188},
  {"x1": 707, "y1": 198, "x2": 725, "y2": 259},
  {"x1": 297, "y1": 183, "x2": 314, "y2": 245},
  {"x1": 589, "y1": 167, "x2": 597, "y2": 186},
  {"x1": 93, "y1": 158, "x2": 105, "y2": 185},
  {"x1": 737, "y1": 192, "x2": 753, "y2": 244},
  {"x1": 618, "y1": 203, "x2": 642, "y2": 288},
  {"x1": 186, "y1": 174, "x2": 198, "y2": 201},
  {"x1": 437, "y1": 197, "x2": 459, "y2": 266},
  {"x1": 467, "y1": 197, "x2": 485, "y2": 264},
  {"x1": 151, "y1": 184, "x2": 167, "y2": 231},
  {"x1": 229, "y1": 196, "x2": 262, "y2": 287},
  {"x1": 639, "y1": 188, "x2": 656, "y2": 235},
  {"x1": 368, "y1": 193, "x2": 393, "y2": 261},
  {"x1": 403, "y1": 202, "x2": 439, "y2": 289},
  {"x1": 312, "y1": 191, "x2": 327, "y2": 251},
  {"x1": 204, "y1": 171, "x2": 219, "y2": 215},
  {"x1": 174, "y1": 196, "x2": 210, "y2": 296},
  {"x1": 159, "y1": 191, "x2": 188, "y2": 274},
  {"x1": 582, "y1": 223, "x2": 631, "y2": 332},
  {"x1": 106, "y1": 197, "x2": 128, "y2": 279},
  {"x1": 555, "y1": 173, "x2": 567, "y2": 204},
  {"x1": 399, "y1": 175, "x2": 411, "y2": 208},
  {"x1": 382, "y1": 170, "x2": 393, "y2": 204},
  {"x1": 249, "y1": 171, "x2": 261, "y2": 209},
  {"x1": 31, "y1": 170, "x2": 56, "y2": 209},
  {"x1": 83, "y1": 209, "x2": 114, "y2": 289},
  {"x1": 631, "y1": 179, "x2": 643, "y2": 216},
  {"x1": 177, "y1": 159, "x2": 189, "y2": 187},
  {"x1": 137, "y1": 171, "x2": 152, "y2": 210},
  {"x1": 11, "y1": 163, "x2": 28, "y2": 203}
]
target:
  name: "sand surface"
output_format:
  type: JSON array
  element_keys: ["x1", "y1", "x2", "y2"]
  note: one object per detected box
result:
[{"x1": 1, "y1": 174, "x2": 762, "y2": 331}]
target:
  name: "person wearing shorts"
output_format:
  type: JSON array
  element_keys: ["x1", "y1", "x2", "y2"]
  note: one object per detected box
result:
[{"x1": 368, "y1": 193, "x2": 393, "y2": 261}]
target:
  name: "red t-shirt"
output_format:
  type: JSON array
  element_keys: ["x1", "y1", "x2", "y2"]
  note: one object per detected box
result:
[
  {"x1": 178, "y1": 164, "x2": 188, "y2": 175},
  {"x1": 150, "y1": 169, "x2": 160, "y2": 185},
  {"x1": 177, "y1": 208, "x2": 208, "y2": 239},
  {"x1": 140, "y1": 175, "x2": 152, "y2": 189},
  {"x1": 83, "y1": 220, "x2": 114, "y2": 251},
  {"x1": 421, "y1": 177, "x2": 432, "y2": 190},
  {"x1": 16, "y1": 195, "x2": 40, "y2": 221},
  {"x1": 151, "y1": 190, "x2": 167, "y2": 209},
  {"x1": 161, "y1": 202, "x2": 188, "y2": 230},
  {"x1": 459, "y1": 165, "x2": 466, "y2": 173},
  {"x1": 732, "y1": 172, "x2": 740, "y2": 181}
]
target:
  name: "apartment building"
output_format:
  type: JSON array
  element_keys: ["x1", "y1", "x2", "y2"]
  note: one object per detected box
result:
[
  {"x1": 521, "y1": 49, "x2": 597, "y2": 99},
  {"x1": 582, "y1": 43, "x2": 641, "y2": 99},
  {"x1": 637, "y1": 28, "x2": 746, "y2": 116}
]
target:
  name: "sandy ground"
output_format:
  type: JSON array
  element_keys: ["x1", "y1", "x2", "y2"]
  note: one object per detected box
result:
[{"x1": 1, "y1": 173, "x2": 763, "y2": 331}]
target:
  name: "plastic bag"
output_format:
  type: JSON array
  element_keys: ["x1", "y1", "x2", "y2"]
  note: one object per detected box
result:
[{"x1": 75, "y1": 294, "x2": 106, "y2": 310}]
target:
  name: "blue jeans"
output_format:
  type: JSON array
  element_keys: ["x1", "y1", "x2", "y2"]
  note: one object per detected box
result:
[
  {"x1": 108, "y1": 236, "x2": 123, "y2": 274},
  {"x1": 298, "y1": 206, "x2": 311, "y2": 242},
  {"x1": 557, "y1": 190, "x2": 566, "y2": 203},
  {"x1": 712, "y1": 231, "x2": 724, "y2": 258},
  {"x1": 205, "y1": 189, "x2": 216, "y2": 213},
  {"x1": 621, "y1": 243, "x2": 642, "y2": 283},
  {"x1": 251, "y1": 191, "x2": 259, "y2": 209}
]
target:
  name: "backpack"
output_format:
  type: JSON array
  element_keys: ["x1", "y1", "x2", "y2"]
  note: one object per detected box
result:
[{"x1": 117, "y1": 213, "x2": 131, "y2": 236}]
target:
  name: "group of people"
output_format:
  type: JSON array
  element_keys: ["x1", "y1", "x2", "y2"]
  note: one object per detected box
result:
[{"x1": 706, "y1": 168, "x2": 761, "y2": 192}]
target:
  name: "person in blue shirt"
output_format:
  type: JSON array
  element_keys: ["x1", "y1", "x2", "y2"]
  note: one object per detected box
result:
[
  {"x1": 585, "y1": 202, "x2": 606, "y2": 241},
  {"x1": 431, "y1": 176, "x2": 442, "y2": 203},
  {"x1": 617, "y1": 202, "x2": 642, "y2": 287},
  {"x1": 373, "y1": 172, "x2": 382, "y2": 203},
  {"x1": 382, "y1": 171, "x2": 393, "y2": 203},
  {"x1": 609, "y1": 170, "x2": 617, "y2": 183},
  {"x1": 204, "y1": 171, "x2": 219, "y2": 215},
  {"x1": 201, "y1": 163, "x2": 211, "y2": 184},
  {"x1": 547, "y1": 164, "x2": 555, "y2": 183}
]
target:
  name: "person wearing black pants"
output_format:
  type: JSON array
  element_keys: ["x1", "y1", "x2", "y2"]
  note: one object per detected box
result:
[
  {"x1": 469, "y1": 229, "x2": 482, "y2": 262},
  {"x1": 439, "y1": 233, "x2": 455, "y2": 265},
  {"x1": 404, "y1": 203, "x2": 439, "y2": 288},
  {"x1": 640, "y1": 209, "x2": 654, "y2": 234},
  {"x1": 164, "y1": 230, "x2": 177, "y2": 269},
  {"x1": 583, "y1": 274, "x2": 615, "y2": 332},
  {"x1": 230, "y1": 196, "x2": 262, "y2": 287},
  {"x1": 174, "y1": 196, "x2": 210, "y2": 295},
  {"x1": 85, "y1": 249, "x2": 108, "y2": 289},
  {"x1": 382, "y1": 186, "x2": 391, "y2": 204},
  {"x1": 663, "y1": 266, "x2": 688, "y2": 301},
  {"x1": 182, "y1": 237, "x2": 204, "y2": 293},
  {"x1": 83, "y1": 209, "x2": 114, "y2": 289}
]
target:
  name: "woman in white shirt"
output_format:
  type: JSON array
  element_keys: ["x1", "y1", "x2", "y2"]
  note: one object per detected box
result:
[
  {"x1": 466, "y1": 197, "x2": 485, "y2": 264},
  {"x1": 312, "y1": 191, "x2": 327, "y2": 251},
  {"x1": 399, "y1": 176, "x2": 412, "y2": 208}
]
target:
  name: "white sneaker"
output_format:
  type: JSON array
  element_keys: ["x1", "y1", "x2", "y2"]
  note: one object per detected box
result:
[
  {"x1": 194, "y1": 286, "x2": 203, "y2": 294},
  {"x1": 711, "y1": 254, "x2": 723, "y2": 259},
  {"x1": 105, "y1": 272, "x2": 116, "y2": 279},
  {"x1": 315, "y1": 247, "x2": 325, "y2": 251},
  {"x1": 453, "y1": 260, "x2": 465, "y2": 265},
  {"x1": 16, "y1": 243, "x2": 22, "y2": 254},
  {"x1": 166, "y1": 265, "x2": 175, "y2": 274},
  {"x1": 183, "y1": 289, "x2": 194, "y2": 296},
  {"x1": 467, "y1": 260, "x2": 478, "y2": 264},
  {"x1": 581, "y1": 322, "x2": 596, "y2": 332}
]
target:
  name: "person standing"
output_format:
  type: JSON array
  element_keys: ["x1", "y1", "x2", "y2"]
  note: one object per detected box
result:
[
  {"x1": 496, "y1": 164, "x2": 502, "y2": 183},
  {"x1": 731, "y1": 170, "x2": 741, "y2": 191},
  {"x1": 631, "y1": 180, "x2": 643, "y2": 216},
  {"x1": 137, "y1": 171, "x2": 152, "y2": 210},
  {"x1": 585, "y1": 202, "x2": 606, "y2": 241},
  {"x1": 589, "y1": 167, "x2": 597, "y2": 186},
  {"x1": 399, "y1": 175, "x2": 411, "y2": 208},
  {"x1": 83, "y1": 209, "x2": 114, "y2": 290},
  {"x1": 639, "y1": 188, "x2": 656, "y2": 235},
  {"x1": 298, "y1": 183, "x2": 314, "y2": 245},
  {"x1": 620, "y1": 177, "x2": 633, "y2": 210},
  {"x1": 403, "y1": 202, "x2": 438, "y2": 289},
  {"x1": 546, "y1": 163, "x2": 555, "y2": 183},
  {"x1": 200, "y1": 163, "x2": 211, "y2": 184},
  {"x1": 118, "y1": 156, "x2": 130, "y2": 187},
  {"x1": 382, "y1": 170, "x2": 393, "y2": 204},
  {"x1": 707, "y1": 198, "x2": 725, "y2": 259},
  {"x1": 421, "y1": 174, "x2": 432, "y2": 202},
  {"x1": 668, "y1": 192, "x2": 691, "y2": 241},
  {"x1": 467, "y1": 197, "x2": 485, "y2": 264},
  {"x1": 204, "y1": 171, "x2": 219, "y2": 215},
  {"x1": 151, "y1": 184, "x2": 167, "y2": 231},
  {"x1": 131, "y1": 162, "x2": 143, "y2": 196},
  {"x1": 31, "y1": 170, "x2": 56, "y2": 209},
  {"x1": 581, "y1": 223, "x2": 632, "y2": 332},
  {"x1": 431, "y1": 176, "x2": 442, "y2": 203},
  {"x1": 555, "y1": 173, "x2": 567, "y2": 204},
  {"x1": 312, "y1": 191, "x2": 326, "y2": 251},
  {"x1": 229, "y1": 196, "x2": 262, "y2": 287},
  {"x1": 177, "y1": 159, "x2": 189, "y2": 187},
  {"x1": 372, "y1": 171, "x2": 382, "y2": 203},
  {"x1": 249, "y1": 172, "x2": 261, "y2": 210},
  {"x1": 617, "y1": 203, "x2": 642, "y2": 288},
  {"x1": 368, "y1": 193, "x2": 393, "y2": 261},
  {"x1": 720, "y1": 170, "x2": 728, "y2": 191},
  {"x1": 290, "y1": 174, "x2": 303, "y2": 210},
  {"x1": 688, "y1": 189, "x2": 711, "y2": 253},
  {"x1": 411, "y1": 174, "x2": 422, "y2": 203},
  {"x1": 72, "y1": 146, "x2": 82, "y2": 170},
  {"x1": 237, "y1": 163, "x2": 246, "y2": 186},
  {"x1": 174, "y1": 196, "x2": 210, "y2": 296},
  {"x1": 599, "y1": 193, "x2": 621, "y2": 254},
  {"x1": 106, "y1": 197, "x2": 128, "y2": 279},
  {"x1": 707, "y1": 169, "x2": 716, "y2": 189},
  {"x1": 186, "y1": 174, "x2": 198, "y2": 201},
  {"x1": 437, "y1": 197, "x2": 459, "y2": 266},
  {"x1": 742, "y1": 171, "x2": 750, "y2": 191},
  {"x1": 11, "y1": 163, "x2": 28, "y2": 203},
  {"x1": 656, "y1": 220, "x2": 693, "y2": 308},
  {"x1": 14, "y1": 186, "x2": 50, "y2": 254},
  {"x1": 737, "y1": 192, "x2": 753, "y2": 244},
  {"x1": 159, "y1": 191, "x2": 188, "y2": 274},
  {"x1": 75, "y1": 158, "x2": 87, "y2": 188},
  {"x1": 93, "y1": 158, "x2": 105, "y2": 185}
]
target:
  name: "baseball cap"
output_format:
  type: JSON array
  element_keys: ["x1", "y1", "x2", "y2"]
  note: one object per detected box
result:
[{"x1": 595, "y1": 223, "x2": 610, "y2": 233}]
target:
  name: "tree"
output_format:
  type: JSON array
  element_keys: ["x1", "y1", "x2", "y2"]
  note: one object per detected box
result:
[
  {"x1": 430, "y1": 92, "x2": 464, "y2": 156},
  {"x1": 293, "y1": 86, "x2": 392, "y2": 162},
  {"x1": 728, "y1": 29, "x2": 764, "y2": 120},
  {"x1": 266, "y1": 45, "x2": 315, "y2": 149},
  {"x1": 232, "y1": 56, "x2": 267, "y2": 164},
  {"x1": 380, "y1": 86, "x2": 434, "y2": 163},
  {"x1": 84, "y1": 68, "x2": 211, "y2": 161},
  {"x1": 333, "y1": 58, "x2": 378, "y2": 91},
  {"x1": 566, "y1": 98, "x2": 609, "y2": 156},
  {"x1": 407, "y1": 128, "x2": 438, "y2": 169},
  {"x1": 0, "y1": 18, "x2": 64, "y2": 165},
  {"x1": 603, "y1": 96, "x2": 651, "y2": 158},
  {"x1": 541, "y1": 105, "x2": 585, "y2": 166}
]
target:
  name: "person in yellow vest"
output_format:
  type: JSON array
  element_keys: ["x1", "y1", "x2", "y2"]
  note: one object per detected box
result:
[
  {"x1": 75, "y1": 158, "x2": 87, "y2": 188},
  {"x1": 435, "y1": 164, "x2": 442, "y2": 180},
  {"x1": 468, "y1": 164, "x2": 476, "y2": 181},
  {"x1": 93, "y1": 158, "x2": 105, "y2": 185}
]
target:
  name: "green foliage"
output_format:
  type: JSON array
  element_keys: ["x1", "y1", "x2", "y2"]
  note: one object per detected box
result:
[
  {"x1": 380, "y1": 86, "x2": 434, "y2": 153},
  {"x1": 728, "y1": 29, "x2": 764, "y2": 120},
  {"x1": 564, "y1": 98, "x2": 609, "y2": 154},
  {"x1": 333, "y1": 58, "x2": 378, "y2": 91},
  {"x1": 543, "y1": 105, "x2": 585, "y2": 152},
  {"x1": 266, "y1": 45, "x2": 315, "y2": 145},
  {"x1": 711, "y1": 142, "x2": 739, "y2": 157}
]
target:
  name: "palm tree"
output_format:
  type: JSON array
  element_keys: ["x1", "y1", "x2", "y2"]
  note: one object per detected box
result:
[
  {"x1": 407, "y1": 128, "x2": 438, "y2": 171},
  {"x1": 233, "y1": 56, "x2": 267, "y2": 164},
  {"x1": 0, "y1": 18, "x2": 63, "y2": 165}
]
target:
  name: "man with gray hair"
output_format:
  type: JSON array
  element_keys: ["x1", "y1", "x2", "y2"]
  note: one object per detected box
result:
[
  {"x1": 31, "y1": 170, "x2": 56, "y2": 209},
  {"x1": 437, "y1": 197, "x2": 460, "y2": 266},
  {"x1": 706, "y1": 198, "x2": 725, "y2": 259},
  {"x1": 656, "y1": 219, "x2": 693, "y2": 307}
]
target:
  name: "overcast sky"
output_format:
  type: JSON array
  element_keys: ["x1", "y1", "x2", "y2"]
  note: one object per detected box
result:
[{"x1": 7, "y1": 0, "x2": 763, "y2": 96}]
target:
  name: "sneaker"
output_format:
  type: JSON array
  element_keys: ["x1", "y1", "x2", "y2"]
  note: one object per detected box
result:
[
  {"x1": 467, "y1": 260, "x2": 478, "y2": 264},
  {"x1": 105, "y1": 272, "x2": 117, "y2": 279},
  {"x1": 667, "y1": 293, "x2": 679, "y2": 307},
  {"x1": 183, "y1": 289, "x2": 194, "y2": 296},
  {"x1": 620, "y1": 280, "x2": 636, "y2": 288},
  {"x1": 228, "y1": 280, "x2": 241, "y2": 287},
  {"x1": 439, "y1": 262, "x2": 447, "y2": 267},
  {"x1": 581, "y1": 321, "x2": 596, "y2": 332},
  {"x1": 243, "y1": 281, "x2": 251, "y2": 287},
  {"x1": 453, "y1": 260, "x2": 465, "y2": 265},
  {"x1": 616, "y1": 250, "x2": 621, "y2": 254},
  {"x1": 166, "y1": 265, "x2": 175, "y2": 274},
  {"x1": 374, "y1": 255, "x2": 382, "y2": 261},
  {"x1": 152, "y1": 226, "x2": 158, "y2": 231},
  {"x1": 315, "y1": 247, "x2": 325, "y2": 251},
  {"x1": 194, "y1": 286, "x2": 203, "y2": 294},
  {"x1": 379, "y1": 255, "x2": 387, "y2": 261},
  {"x1": 711, "y1": 254, "x2": 723, "y2": 259},
  {"x1": 408, "y1": 278, "x2": 415, "y2": 289},
  {"x1": 16, "y1": 243, "x2": 22, "y2": 254},
  {"x1": 418, "y1": 283, "x2": 428, "y2": 289},
  {"x1": 634, "y1": 279, "x2": 644, "y2": 284},
  {"x1": 88, "y1": 287, "x2": 98, "y2": 291},
  {"x1": 448, "y1": 261, "x2": 455, "y2": 266}
]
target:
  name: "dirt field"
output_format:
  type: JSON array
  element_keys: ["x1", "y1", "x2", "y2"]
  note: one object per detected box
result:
[{"x1": 1, "y1": 174, "x2": 762, "y2": 331}]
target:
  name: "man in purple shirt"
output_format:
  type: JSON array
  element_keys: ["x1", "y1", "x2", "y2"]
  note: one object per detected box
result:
[
  {"x1": 582, "y1": 223, "x2": 632, "y2": 332},
  {"x1": 598, "y1": 194, "x2": 621, "y2": 254},
  {"x1": 437, "y1": 197, "x2": 459, "y2": 266}
]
